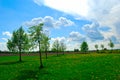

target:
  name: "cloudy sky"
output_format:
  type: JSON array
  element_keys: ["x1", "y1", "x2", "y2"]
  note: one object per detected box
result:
[{"x1": 0, "y1": 0, "x2": 120, "y2": 51}]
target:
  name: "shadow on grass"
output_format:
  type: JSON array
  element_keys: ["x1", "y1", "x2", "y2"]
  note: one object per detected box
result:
[
  {"x1": 14, "y1": 68, "x2": 50, "y2": 80},
  {"x1": 14, "y1": 70, "x2": 38, "y2": 80},
  {"x1": 0, "y1": 61, "x2": 25, "y2": 65}
]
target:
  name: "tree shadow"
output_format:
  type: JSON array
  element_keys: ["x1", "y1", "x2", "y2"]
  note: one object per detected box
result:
[
  {"x1": 0, "y1": 61, "x2": 25, "y2": 65},
  {"x1": 14, "y1": 68, "x2": 50, "y2": 80},
  {"x1": 14, "y1": 70, "x2": 38, "y2": 80}
]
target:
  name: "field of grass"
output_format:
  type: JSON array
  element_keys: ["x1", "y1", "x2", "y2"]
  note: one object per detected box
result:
[{"x1": 0, "y1": 53, "x2": 120, "y2": 80}]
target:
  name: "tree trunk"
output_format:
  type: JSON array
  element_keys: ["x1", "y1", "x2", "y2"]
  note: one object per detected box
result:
[
  {"x1": 19, "y1": 44, "x2": 22, "y2": 62},
  {"x1": 57, "y1": 50, "x2": 58, "y2": 56},
  {"x1": 45, "y1": 48, "x2": 47, "y2": 59},
  {"x1": 39, "y1": 42, "x2": 43, "y2": 68},
  {"x1": 19, "y1": 50, "x2": 22, "y2": 62},
  {"x1": 63, "y1": 51, "x2": 64, "y2": 55}
]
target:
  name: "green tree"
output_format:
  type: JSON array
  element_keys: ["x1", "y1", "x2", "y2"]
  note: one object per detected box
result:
[
  {"x1": 28, "y1": 23, "x2": 44, "y2": 68},
  {"x1": 7, "y1": 27, "x2": 29, "y2": 62},
  {"x1": 108, "y1": 40, "x2": 114, "y2": 49},
  {"x1": 80, "y1": 41, "x2": 89, "y2": 53},
  {"x1": 41, "y1": 33, "x2": 50, "y2": 59},
  {"x1": 101, "y1": 44, "x2": 104, "y2": 50},
  {"x1": 52, "y1": 40, "x2": 60, "y2": 56},
  {"x1": 95, "y1": 44, "x2": 98, "y2": 50},
  {"x1": 60, "y1": 42, "x2": 66, "y2": 55},
  {"x1": 95, "y1": 44, "x2": 99, "y2": 53},
  {"x1": 108, "y1": 39, "x2": 114, "y2": 53}
]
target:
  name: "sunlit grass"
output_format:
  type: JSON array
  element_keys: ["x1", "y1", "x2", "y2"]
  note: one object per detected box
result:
[{"x1": 0, "y1": 53, "x2": 120, "y2": 80}]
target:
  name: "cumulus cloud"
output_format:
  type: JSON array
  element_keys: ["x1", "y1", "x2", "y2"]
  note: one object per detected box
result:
[
  {"x1": 82, "y1": 22, "x2": 104, "y2": 41},
  {"x1": 87, "y1": 0, "x2": 120, "y2": 41},
  {"x1": 51, "y1": 37, "x2": 66, "y2": 43},
  {"x1": 55, "y1": 17, "x2": 74, "y2": 27},
  {"x1": 32, "y1": 0, "x2": 120, "y2": 50},
  {"x1": 0, "y1": 42, "x2": 8, "y2": 51},
  {"x1": 69, "y1": 31, "x2": 85, "y2": 42},
  {"x1": 24, "y1": 16, "x2": 74, "y2": 28},
  {"x1": 34, "y1": 0, "x2": 120, "y2": 38},
  {"x1": 2, "y1": 31, "x2": 12, "y2": 37}
]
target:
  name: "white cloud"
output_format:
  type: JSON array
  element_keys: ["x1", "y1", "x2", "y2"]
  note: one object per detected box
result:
[
  {"x1": 69, "y1": 31, "x2": 85, "y2": 42},
  {"x1": 24, "y1": 16, "x2": 74, "y2": 28},
  {"x1": 87, "y1": 0, "x2": 120, "y2": 41},
  {"x1": 34, "y1": 0, "x2": 120, "y2": 38},
  {"x1": 2, "y1": 38, "x2": 8, "y2": 42},
  {"x1": 0, "y1": 42, "x2": 8, "y2": 51},
  {"x1": 33, "y1": 0, "x2": 120, "y2": 50},
  {"x1": 34, "y1": 0, "x2": 89, "y2": 17},
  {"x1": 51, "y1": 37, "x2": 66, "y2": 43},
  {"x1": 55, "y1": 17, "x2": 74, "y2": 27},
  {"x1": 82, "y1": 22, "x2": 104, "y2": 41},
  {"x1": 2, "y1": 31, "x2": 12, "y2": 37}
]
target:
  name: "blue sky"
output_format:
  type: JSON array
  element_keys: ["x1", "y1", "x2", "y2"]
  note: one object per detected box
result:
[{"x1": 0, "y1": 0, "x2": 120, "y2": 51}]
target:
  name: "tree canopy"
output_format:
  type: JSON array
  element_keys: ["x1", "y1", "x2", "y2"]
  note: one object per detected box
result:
[
  {"x1": 28, "y1": 23, "x2": 44, "y2": 68},
  {"x1": 7, "y1": 27, "x2": 30, "y2": 61},
  {"x1": 108, "y1": 39, "x2": 114, "y2": 50},
  {"x1": 80, "y1": 41, "x2": 89, "y2": 53}
]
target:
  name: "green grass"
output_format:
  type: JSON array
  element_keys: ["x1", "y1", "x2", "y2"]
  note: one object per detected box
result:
[{"x1": 0, "y1": 53, "x2": 120, "y2": 80}]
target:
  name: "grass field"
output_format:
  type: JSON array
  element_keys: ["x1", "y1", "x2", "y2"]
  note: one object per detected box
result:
[{"x1": 0, "y1": 53, "x2": 120, "y2": 80}]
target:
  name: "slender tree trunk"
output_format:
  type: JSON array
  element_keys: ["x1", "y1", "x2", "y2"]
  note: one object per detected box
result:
[
  {"x1": 19, "y1": 44, "x2": 22, "y2": 62},
  {"x1": 57, "y1": 46, "x2": 59, "y2": 56},
  {"x1": 19, "y1": 50, "x2": 22, "y2": 62},
  {"x1": 45, "y1": 48, "x2": 47, "y2": 59},
  {"x1": 39, "y1": 42, "x2": 43, "y2": 68},
  {"x1": 57, "y1": 50, "x2": 58, "y2": 56}
]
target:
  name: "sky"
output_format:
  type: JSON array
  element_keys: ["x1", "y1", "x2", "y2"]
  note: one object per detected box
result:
[{"x1": 0, "y1": 0, "x2": 120, "y2": 51}]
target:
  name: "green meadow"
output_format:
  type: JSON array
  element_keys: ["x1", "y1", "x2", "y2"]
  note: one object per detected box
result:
[{"x1": 0, "y1": 53, "x2": 120, "y2": 80}]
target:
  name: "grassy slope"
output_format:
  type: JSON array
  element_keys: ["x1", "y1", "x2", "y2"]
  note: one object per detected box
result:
[{"x1": 0, "y1": 53, "x2": 120, "y2": 80}]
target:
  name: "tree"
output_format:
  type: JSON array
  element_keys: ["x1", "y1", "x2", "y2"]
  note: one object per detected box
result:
[
  {"x1": 41, "y1": 33, "x2": 50, "y2": 59},
  {"x1": 101, "y1": 44, "x2": 104, "y2": 50},
  {"x1": 108, "y1": 40, "x2": 114, "y2": 49},
  {"x1": 80, "y1": 41, "x2": 89, "y2": 53},
  {"x1": 52, "y1": 40, "x2": 60, "y2": 56},
  {"x1": 7, "y1": 27, "x2": 29, "y2": 62},
  {"x1": 108, "y1": 39, "x2": 114, "y2": 53},
  {"x1": 28, "y1": 23, "x2": 44, "y2": 68},
  {"x1": 95, "y1": 44, "x2": 99, "y2": 53},
  {"x1": 59, "y1": 42, "x2": 66, "y2": 55}
]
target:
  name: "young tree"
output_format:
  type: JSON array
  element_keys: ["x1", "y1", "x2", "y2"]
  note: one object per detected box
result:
[
  {"x1": 95, "y1": 44, "x2": 99, "y2": 53},
  {"x1": 41, "y1": 34, "x2": 50, "y2": 59},
  {"x1": 95, "y1": 44, "x2": 98, "y2": 50},
  {"x1": 108, "y1": 39, "x2": 114, "y2": 53},
  {"x1": 7, "y1": 27, "x2": 29, "y2": 62},
  {"x1": 60, "y1": 42, "x2": 66, "y2": 55},
  {"x1": 80, "y1": 41, "x2": 89, "y2": 53},
  {"x1": 52, "y1": 40, "x2": 60, "y2": 56},
  {"x1": 101, "y1": 44, "x2": 104, "y2": 50},
  {"x1": 28, "y1": 23, "x2": 44, "y2": 68},
  {"x1": 108, "y1": 40, "x2": 114, "y2": 49}
]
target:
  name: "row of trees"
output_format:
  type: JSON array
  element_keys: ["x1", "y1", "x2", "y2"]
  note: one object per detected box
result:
[
  {"x1": 51, "y1": 40, "x2": 66, "y2": 56},
  {"x1": 7, "y1": 23, "x2": 50, "y2": 68},
  {"x1": 95, "y1": 40, "x2": 114, "y2": 51},
  {"x1": 6, "y1": 23, "x2": 115, "y2": 68},
  {"x1": 7, "y1": 23, "x2": 67, "y2": 68},
  {"x1": 79, "y1": 40, "x2": 114, "y2": 53}
]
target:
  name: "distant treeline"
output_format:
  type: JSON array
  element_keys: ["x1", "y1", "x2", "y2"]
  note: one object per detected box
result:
[{"x1": 0, "y1": 49, "x2": 120, "y2": 54}]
